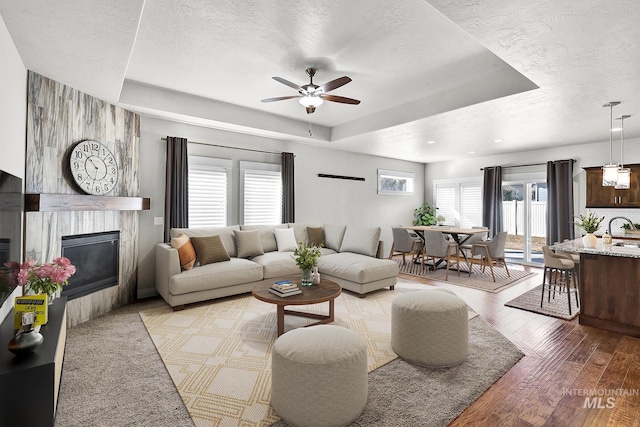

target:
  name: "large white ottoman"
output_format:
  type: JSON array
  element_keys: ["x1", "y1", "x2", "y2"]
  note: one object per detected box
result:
[
  {"x1": 391, "y1": 289, "x2": 468, "y2": 367},
  {"x1": 271, "y1": 325, "x2": 368, "y2": 427}
]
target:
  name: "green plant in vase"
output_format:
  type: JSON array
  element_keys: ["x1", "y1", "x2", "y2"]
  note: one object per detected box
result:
[
  {"x1": 574, "y1": 211, "x2": 604, "y2": 248},
  {"x1": 413, "y1": 202, "x2": 438, "y2": 226},
  {"x1": 292, "y1": 243, "x2": 322, "y2": 286},
  {"x1": 574, "y1": 211, "x2": 604, "y2": 234}
]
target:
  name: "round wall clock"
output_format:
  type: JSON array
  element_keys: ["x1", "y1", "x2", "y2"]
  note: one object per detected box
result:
[{"x1": 69, "y1": 140, "x2": 119, "y2": 195}]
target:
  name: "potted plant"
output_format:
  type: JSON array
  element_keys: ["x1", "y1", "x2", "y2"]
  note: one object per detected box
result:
[
  {"x1": 574, "y1": 211, "x2": 604, "y2": 248},
  {"x1": 435, "y1": 215, "x2": 446, "y2": 226},
  {"x1": 292, "y1": 243, "x2": 322, "y2": 286},
  {"x1": 0, "y1": 257, "x2": 76, "y2": 304},
  {"x1": 413, "y1": 202, "x2": 438, "y2": 226}
]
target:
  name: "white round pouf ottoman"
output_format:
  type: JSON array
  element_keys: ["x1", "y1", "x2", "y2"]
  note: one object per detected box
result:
[
  {"x1": 271, "y1": 325, "x2": 368, "y2": 427},
  {"x1": 391, "y1": 289, "x2": 468, "y2": 367}
]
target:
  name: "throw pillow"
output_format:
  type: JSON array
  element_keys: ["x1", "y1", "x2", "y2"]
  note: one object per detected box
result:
[
  {"x1": 339, "y1": 226, "x2": 381, "y2": 257},
  {"x1": 234, "y1": 229, "x2": 265, "y2": 258},
  {"x1": 273, "y1": 227, "x2": 298, "y2": 252},
  {"x1": 323, "y1": 224, "x2": 347, "y2": 251},
  {"x1": 307, "y1": 226, "x2": 325, "y2": 247},
  {"x1": 190, "y1": 234, "x2": 231, "y2": 265},
  {"x1": 170, "y1": 233, "x2": 197, "y2": 270}
]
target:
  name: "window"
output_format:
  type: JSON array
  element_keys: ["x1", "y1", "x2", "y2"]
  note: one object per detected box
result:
[
  {"x1": 188, "y1": 156, "x2": 231, "y2": 227},
  {"x1": 459, "y1": 184, "x2": 482, "y2": 228},
  {"x1": 435, "y1": 184, "x2": 456, "y2": 225},
  {"x1": 377, "y1": 169, "x2": 415, "y2": 195},
  {"x1": 434, "y1": 180, "x2": 483, "y2": 227},
  {"x1": 241, "y1": 161, "x2": 282, "y2": 225}
]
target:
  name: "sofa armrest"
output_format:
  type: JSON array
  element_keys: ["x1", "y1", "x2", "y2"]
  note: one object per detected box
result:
[{"x1": 156, "y1": 243, "x2": 182, "y2": 297}]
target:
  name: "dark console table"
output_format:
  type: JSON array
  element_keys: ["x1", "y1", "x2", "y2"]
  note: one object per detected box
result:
[{"x1": 0, "y1": 297, "x2": 67, "y2": 427}]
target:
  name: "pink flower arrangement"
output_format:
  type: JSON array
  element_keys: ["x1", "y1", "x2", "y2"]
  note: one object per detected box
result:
[{"x1": 0, "y1": 257, "x2": 76, "y2": 296}]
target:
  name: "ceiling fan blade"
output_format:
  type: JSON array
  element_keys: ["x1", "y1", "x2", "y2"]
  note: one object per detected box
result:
[
  {"x1": 272, "y1": 77, "x2": 302, "y2": 91},
  {"x1": 306, "y1": 106, "x2": 316, "y2": 114},
  {"x1": 318, "y1": 76, "x2": 351, "y2": 93},
  {"x1": 261, "y1": 95, "x2": 300, "y2": 103},
  {"x1": 320, "y1": 94, "x2": 361, "y2": 105}
]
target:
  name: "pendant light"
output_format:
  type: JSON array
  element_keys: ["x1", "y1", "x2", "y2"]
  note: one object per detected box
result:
[
  {"x1": 615, "y1": 115, "x2": 631, "y2": 189},
  {"x1": 602, "y1": 101, "x2": 621, "y2": 186}
]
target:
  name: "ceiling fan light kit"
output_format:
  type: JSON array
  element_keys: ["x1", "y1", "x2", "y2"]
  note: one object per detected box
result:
[{"x1": 262, "y1": 68, "x2": 360, "y2": 114}]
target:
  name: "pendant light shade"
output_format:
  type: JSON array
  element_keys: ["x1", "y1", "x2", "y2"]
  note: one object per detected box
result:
[
  {"x1": 615, "y1": 115, "x2": 631, "y2": 190},
  {"x1": 602, "y1": 101, "x2": 621, "y2": 186},
  {"x1": 603, "y1": 164, "x2": 620, "y2": 186}
]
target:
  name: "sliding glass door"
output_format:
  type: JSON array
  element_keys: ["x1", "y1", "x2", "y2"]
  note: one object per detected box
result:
[{"x1": 502, "y1": 180, "x2": 546, "y2": 264}]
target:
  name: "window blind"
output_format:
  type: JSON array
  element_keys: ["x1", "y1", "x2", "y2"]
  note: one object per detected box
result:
[
  {"x1": 242, "y1": 163, "x2": 282, "y2": 225},
  {"x1": 188, "y1": 165, "x2": 228, "y2": 227},
  {"x1": 435, "y1": 184, "x2": 457, "y2": 225},
  {"x1": 460, "y1": 184, "x2": 482, "y2": 228}
]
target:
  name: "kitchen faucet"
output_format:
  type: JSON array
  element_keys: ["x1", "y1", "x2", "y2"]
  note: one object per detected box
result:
[{"x1": 607, "y1": 216, "x2": 635, "y2": 234}]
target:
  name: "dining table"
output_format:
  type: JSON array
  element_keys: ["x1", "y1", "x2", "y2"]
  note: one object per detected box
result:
[{"x1": 401, "y1": 225, "x2": 490, "y2": 268}]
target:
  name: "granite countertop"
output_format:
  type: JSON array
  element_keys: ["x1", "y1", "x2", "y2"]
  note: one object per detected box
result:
[{"x1": 550, "y1": 238, "x2": 640, "y2": 259}]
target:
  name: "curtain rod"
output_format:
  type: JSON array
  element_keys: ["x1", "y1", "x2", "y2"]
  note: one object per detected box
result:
[
  {"x1": 480, "y1": 159, "x2": 575, "y2": 171},
  {"x1": 161, "y1": 137, "x2": 282, "y2": 156}
]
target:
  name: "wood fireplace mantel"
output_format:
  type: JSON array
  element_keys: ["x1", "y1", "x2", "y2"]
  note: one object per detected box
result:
[{"x1": 25, "y1": 193, "x2": 151, "y2": 212}]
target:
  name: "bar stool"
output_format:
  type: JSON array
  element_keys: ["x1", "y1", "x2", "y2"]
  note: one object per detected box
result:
[
  {"x1": 541, "y1": 246, "x2": 579, "y2": 315},
  {"x1": 554, "y1": 240, "x2": 580, "y2": 287}
]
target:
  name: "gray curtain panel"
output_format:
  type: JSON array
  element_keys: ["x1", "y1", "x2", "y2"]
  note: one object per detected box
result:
[
  {"x1": 482, "y1": 166, "x2": 503, "y2": 238},
  {"x1": 164, "y1": 136, "x2": 189, "y2": 242},
  {"x1": 546, "y1": 159, "x2": 575, "y2": 245},
  {"x1": 281, "y1": 152, "x2": 295, "y2": 223}
]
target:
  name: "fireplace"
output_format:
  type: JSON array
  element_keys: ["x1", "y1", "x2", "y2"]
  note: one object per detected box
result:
[{"x1": 61, "y1": 231, "x2": 120, "y2": 300}]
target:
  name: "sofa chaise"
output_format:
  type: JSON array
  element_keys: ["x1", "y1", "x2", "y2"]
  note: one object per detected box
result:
[{"x1": 155, "y1": 223, "x2": 399, "y2": 310}]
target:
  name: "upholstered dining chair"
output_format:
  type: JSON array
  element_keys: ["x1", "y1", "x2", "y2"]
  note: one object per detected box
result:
[
  {"x1": 459, "y1": 226, "x2": 489, "y2": 255},
  {"x1": 422, "y1": 230, "x2": 462, "y2": 280},
  {"x1": 540, "y1": 245, "x2": 579, "y2": 316},
  {"x1": 388, "y1": 227, "x2": 424, "y2": 266},
  {"x1": 467, "y1": 231, "x2": 509, "y2": 282}
]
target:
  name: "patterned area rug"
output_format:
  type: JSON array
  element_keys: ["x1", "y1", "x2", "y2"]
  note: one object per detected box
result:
[
  {"x1": 505, "y1": 284, "x2": 580, "y2": 320},
  {"x1": 139, "y1": 280, "x2": 475, "y2": 426},
  {"x1": 395, "y1": 258, "x2": 537, "y2": 293}
]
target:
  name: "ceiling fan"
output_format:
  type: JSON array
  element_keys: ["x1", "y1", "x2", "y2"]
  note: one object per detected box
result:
[{"x1": 261, "y1": 68, "x2": 360, "y2": 114}]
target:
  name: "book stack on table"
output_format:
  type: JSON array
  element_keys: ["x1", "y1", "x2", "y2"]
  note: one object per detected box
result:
[{"x1": 269, "y1": 280, "x2": 301, "y2": 297}]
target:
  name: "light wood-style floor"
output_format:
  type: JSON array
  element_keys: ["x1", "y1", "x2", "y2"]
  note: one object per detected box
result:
[{"x1": 397, "y1": 263, "x2": 640, "y2": 427}]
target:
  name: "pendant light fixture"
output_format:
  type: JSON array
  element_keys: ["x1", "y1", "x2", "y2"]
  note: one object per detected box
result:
[
  {"x1": 602, "y1": 101, "x2": 621, "y2": 186},
  {"x1": 615, "y1": 115, "x2": 631, "y2": 189}
]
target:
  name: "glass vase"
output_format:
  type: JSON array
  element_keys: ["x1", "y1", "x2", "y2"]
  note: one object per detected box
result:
[{"x1": 301, "y1": 269, "x2": 313, "y2": 286}]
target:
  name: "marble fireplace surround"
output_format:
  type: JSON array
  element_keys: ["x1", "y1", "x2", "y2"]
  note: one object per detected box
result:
[{"x1": 25, "y1": 72, "x2": 146, "y2": 327}]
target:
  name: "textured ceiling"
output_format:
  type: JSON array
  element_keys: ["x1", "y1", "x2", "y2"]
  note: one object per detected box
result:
[{"x1": 1, "y1": 0, "x2": 639, "y2": 163}]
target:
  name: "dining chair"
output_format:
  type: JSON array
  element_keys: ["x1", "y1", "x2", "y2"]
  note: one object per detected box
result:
[
  {"x1": 459, "y1": 226, "x2": 489, "y2": 255},
  {"x1": 422, "y1": 230, "x2": 462, "y2": 280},
  {"x1": 388, "y1": 227, "x2": 424, "y2": 267},
  {"x1": 540, "y1": 245, "x2": 579, "y2": 315},
  {"x1": 467, "y1": 231, "x2": 509, "y2": 282}
]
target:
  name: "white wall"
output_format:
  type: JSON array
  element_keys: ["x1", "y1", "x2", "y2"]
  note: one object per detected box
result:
[
  {"x1": 0, "y1": 16, "x2": 27, "y2": 321},
  {"x1": 425, "y1": 137, "x2": 640, "y2": 233},
  {"x1": 137, "y1": 117, "x2": 425, "y2": 298}
]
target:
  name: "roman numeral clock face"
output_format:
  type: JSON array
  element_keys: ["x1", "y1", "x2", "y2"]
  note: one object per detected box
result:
[{"x1": 69, "y1": 141, "x2": 119, "y2": 195}]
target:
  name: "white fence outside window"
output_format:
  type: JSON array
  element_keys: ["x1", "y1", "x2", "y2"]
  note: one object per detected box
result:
[{"x1": 503, "y1": 201, "x2": 546, "y2": 237}]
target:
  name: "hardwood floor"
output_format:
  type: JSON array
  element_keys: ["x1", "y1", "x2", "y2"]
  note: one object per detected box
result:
[{"x1": 398, "y1": 264, "x2": 640, "y2": 427}]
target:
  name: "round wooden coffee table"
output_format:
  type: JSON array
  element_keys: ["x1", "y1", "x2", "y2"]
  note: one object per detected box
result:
[{"x1": 252, "y1": 276, "x2": 342, "y2": 336}]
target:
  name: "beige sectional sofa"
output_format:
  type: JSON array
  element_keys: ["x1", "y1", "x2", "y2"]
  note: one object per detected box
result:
[{"x1": 155, "y1": 223, "x2": 399, "y2": 310}]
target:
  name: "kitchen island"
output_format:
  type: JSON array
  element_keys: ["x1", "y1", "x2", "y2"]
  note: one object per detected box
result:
[{"x1": 551, "y1": 238, "x2": 640, "y2": 337}]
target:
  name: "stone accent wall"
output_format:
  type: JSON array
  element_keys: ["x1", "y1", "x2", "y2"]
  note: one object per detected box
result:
[{"x1": 25, "y1": 72, "x2": 141, "y2": 327}]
